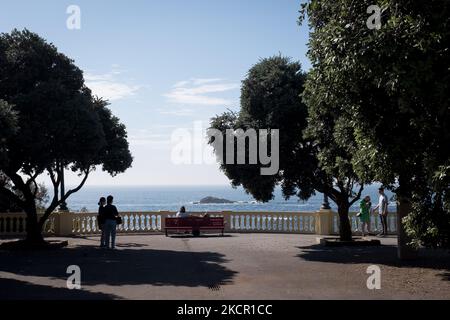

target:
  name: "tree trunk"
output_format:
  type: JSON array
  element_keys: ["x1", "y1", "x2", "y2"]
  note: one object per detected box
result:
[
  {"x1": 25, "y1": 208, "x2": 45, "y2": 244},
  {"x1": 397, "y1": 196, "x2": 418, "y2": 260},
  {"x1": 338, "y1": 204, "x2": 352, "y2": 242}
]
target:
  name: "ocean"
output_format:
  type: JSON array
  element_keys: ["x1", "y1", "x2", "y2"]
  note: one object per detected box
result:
[{"x1": 66, "y1": 184, "x2": 396, "y2": 213}]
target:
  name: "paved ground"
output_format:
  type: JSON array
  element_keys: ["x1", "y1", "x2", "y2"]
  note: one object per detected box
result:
[{"x1": 0, "y1": 233, "x2": 449, "y2": 300}]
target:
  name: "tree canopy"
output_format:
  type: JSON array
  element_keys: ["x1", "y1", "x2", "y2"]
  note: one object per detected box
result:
[
  {"x1": 210, "y1": 56, "x2": 310, "y2": 202},
  {"x1": 0, "y1": 29, "x2": 133, "y2": 242},
  {"x1": 210, "y1": 55, "x2": 368, "y2": 240},
  {"x1": 301, "y1": 0, "x2": 450, "y2": 249},
  {"x1": 0, "y1": 100, "x2": 17, "y2": 167}
]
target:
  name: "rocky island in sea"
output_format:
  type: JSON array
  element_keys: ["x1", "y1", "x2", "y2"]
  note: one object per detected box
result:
[{"x1": 195, "y1": 196, "x2": 236, "y2": 204}]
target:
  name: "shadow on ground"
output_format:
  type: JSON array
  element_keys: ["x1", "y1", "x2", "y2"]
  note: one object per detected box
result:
[
  {"x1": 168, "y1": 235, "x2": 234, "y2": 239},
  {"x1": 297, "y1": 244, "x2": 450, "y2": 281},
  {"x1": 0, "y1": 278, "x2": 119, "y2": 300},
  {"x1": 0, "y1": 245, "x2": 238, "y2": 298}
]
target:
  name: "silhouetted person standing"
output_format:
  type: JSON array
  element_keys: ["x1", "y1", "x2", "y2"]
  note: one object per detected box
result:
[
  {"x1": 103, "y1": 195, "x2": 119, "y2": 249},
  {"x1": 98, "y1": 197, "x2": 106, "y2": 248}
]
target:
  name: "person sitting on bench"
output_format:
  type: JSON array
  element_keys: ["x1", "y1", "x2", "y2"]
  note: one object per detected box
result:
[{"x1": 176, "y1": 206, "x2": 190, "y2": 218}]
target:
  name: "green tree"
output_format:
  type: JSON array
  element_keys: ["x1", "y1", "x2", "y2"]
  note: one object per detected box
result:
[
  {"x1": 209, "y1": 56, "x2": 367, "y2": 241},
  {"x1": 0, "y1": 100, "x2": 18, "y2": 166},
  {"x1": 0, "y1": 30, "x2": 133, "y2": 243},
  {"x1": 0, "y1": 100, "x2": 21, "y2": 213},
  {"x1": 404, "y1": 165, "x2": 450, "y2": 248},
  {"x1": 301, "y1": 0, "x2": 450, "y2": 254}
]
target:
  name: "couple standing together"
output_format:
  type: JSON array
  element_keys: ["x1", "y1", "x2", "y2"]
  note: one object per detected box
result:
[
  {"x1": 358, "y1": 187, "x2": 389, "y2": 237},
  {"x1": 98, "y1": 195, "x2": 120, "y2": 249}
]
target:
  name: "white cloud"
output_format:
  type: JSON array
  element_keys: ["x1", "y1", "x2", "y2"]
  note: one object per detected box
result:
[
  {"x1": 158, "y1": 108, "x2": 195, "y2": 117},
  {"x1": 128, "y1": 129, "x2": 171, "y2": 148},
  {"x1": 164, "y1": 78, "x2": 239, "y2": 106},
  {"x1": 85, "y1": 67, "x2": 141, "y2": 101}
]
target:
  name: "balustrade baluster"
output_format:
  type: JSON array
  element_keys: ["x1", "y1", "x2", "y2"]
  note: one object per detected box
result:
[
  {"x1": 157, "y1": 215, "x2": 162, "y2": 231},
  {"x1": 87, "y1": 216, "x2": 91, "y2": 233},
  {"x1": 139, "y1": 214, "x2": 144, "y2": 231},
  {"x1": 151, "y1": 215, "x2": 157, "y2": 230},
  {"x1": 389, "y1": 215, "x2": 396, "y2": 233},
  {"x1": 333, "y1": 216, "x2": 338, "y2": 234},
  {"x1": 81, "y1": 217, "x2": 86, "y2": 233},
  {"x1": 144, "y1": 215, "x2": 149, "y2": 230},
  {"x1": 122, "y1": 215, "x2": 128, "y2": 231},
  {"x1": 135, "y1": 215, "x2": 139, "y2": 231},
  {"x1": 233, "y1": 215, "x2": 238, "y2": 230}
]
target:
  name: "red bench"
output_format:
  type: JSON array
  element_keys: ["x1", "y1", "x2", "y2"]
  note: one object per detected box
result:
[{"x1": 165, "y1": 217, "x2": 225, "y2": 237}]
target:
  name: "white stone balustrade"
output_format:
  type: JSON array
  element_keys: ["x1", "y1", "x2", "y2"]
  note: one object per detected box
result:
[
  {"x1": 332, "y1": 212, "x2": 398, "y2": 235},
  {"x1": 0, "y1": 210, "x2": 398, "y2": 237},
  {"x1": 0, "y1": 212, "x2": 56, "y2": 236}
]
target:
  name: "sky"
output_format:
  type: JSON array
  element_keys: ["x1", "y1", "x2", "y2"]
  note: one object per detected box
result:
[{"x1": 0, "y1": 0, "x2": 311, "y2": 186}]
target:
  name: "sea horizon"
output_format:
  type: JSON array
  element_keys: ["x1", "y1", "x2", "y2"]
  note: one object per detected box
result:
[{"x1": 62, "y1": 184, "x2": 397, "y2": 213}]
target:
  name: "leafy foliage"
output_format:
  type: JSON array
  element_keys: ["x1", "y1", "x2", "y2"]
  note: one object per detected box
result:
[
  {"x1": 301, "y1": 0, "x2": 450, "y2": 247},
  {"x1": 0, "y1": 29, "x2": 133, "y2": 241},
  {"x1": 210, "y1": 55, "x2": 367, "y2": 240},
  {"x1": 404, "y1": 165, "x2": 450, "y2": 248},
  {"x1": 0, "y1": 100, "x2": 18, "y2": 167},
  {"x1": 210, "y1": 56, "x2": 311, "y2": 202}
]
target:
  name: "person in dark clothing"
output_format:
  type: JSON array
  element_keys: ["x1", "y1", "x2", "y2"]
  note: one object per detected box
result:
[
  {"x1": 103, "y1": 195, "x2": 119, "y2": 249},
  {"x1": 98, "y1": 197, "x2": 106, "y2": 248}
]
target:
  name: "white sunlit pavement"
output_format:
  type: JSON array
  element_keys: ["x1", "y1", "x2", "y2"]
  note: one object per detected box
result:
[{"x1": 0, "y1": 234, "x2": 449, "y2": 300}]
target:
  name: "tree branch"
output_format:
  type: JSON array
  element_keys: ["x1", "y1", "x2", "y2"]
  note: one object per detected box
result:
[
  {"x1": 25, "y1": 171, "x2": 39, "y2": 186},
  {"x1": 349, "y1": 185, "x2": 364, "y2": 207},
  {"x1": 26, "y1": 172, "x2": 40, "y2": 197},
  {"x1": 39, "y1": 168, "x2": 91, "y2": 226},
  {"x1": 4, "y1": 170, "x2": 35, "y2": 210},
  {"x1": 63, "y1": 169, "x2": 90, "y2": 202},
  {"x1": 38, "y1": 167, "x2": 61, "y2": 226}
]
